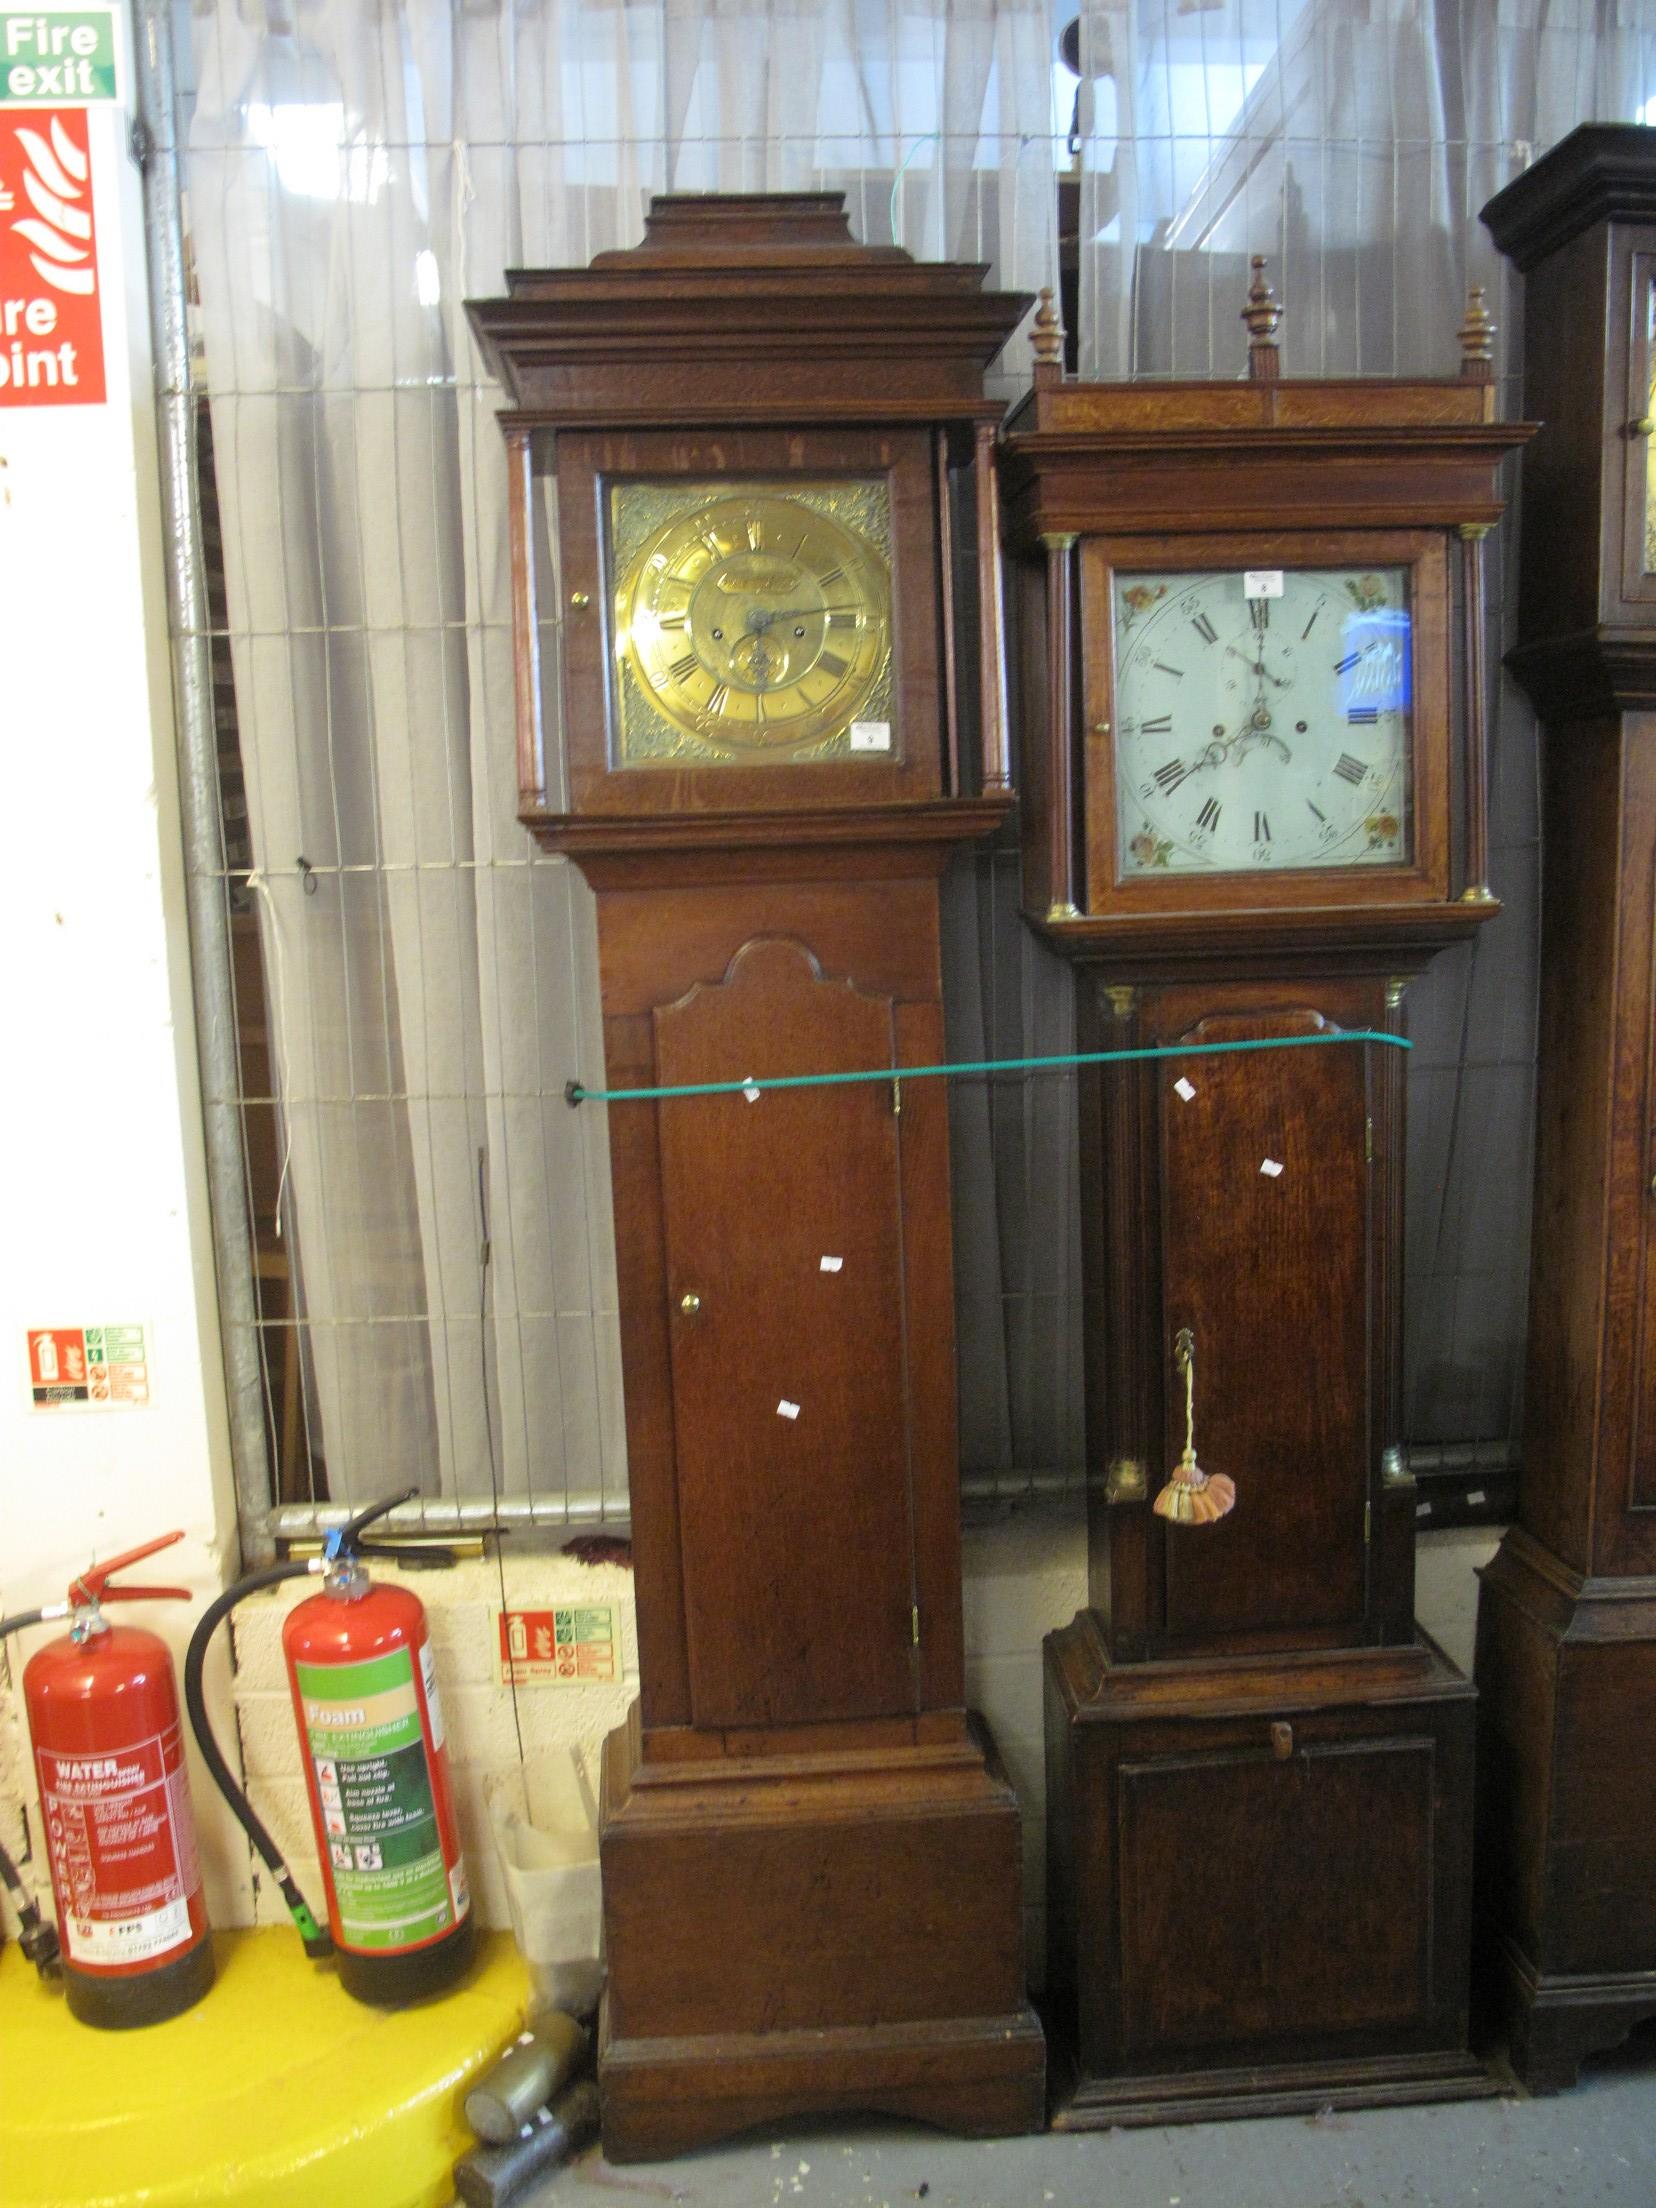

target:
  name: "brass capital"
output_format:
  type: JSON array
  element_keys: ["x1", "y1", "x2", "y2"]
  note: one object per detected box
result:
[
  {"x1": 1040, "y1": 532, "x2": 1079, "y2": 554},
  {"x1": 1045, "y1": 900, "x2": 1084, "y2": 924},
  {"x1": 1385, "y1": 978, "x2": 1407, "y2": 1010},
  {"x1": 1381, "y1": 1446, "x2": 1413, "y2": 1488},
  {"x1": 1459, "y1": 883, "x2": 1498, "y2": 905},
  {"x1": 1103, "y1": 984, "x2": 1138, "y2": 1018},
  {"x1": 1458, "y1": 522, "x2": 1494, "y2": 542}
]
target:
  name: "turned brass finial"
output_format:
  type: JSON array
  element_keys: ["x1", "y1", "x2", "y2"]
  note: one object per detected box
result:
[
  {"x1": 1031, "y1": 287, "x2": 1064, "y2": 384},
  {"x1": 1242, "y1": 256, "x2": 1282, "y2": 381},
  {"x1": 1458, "y1": 284, "x2": 1496, "y2": 382}
]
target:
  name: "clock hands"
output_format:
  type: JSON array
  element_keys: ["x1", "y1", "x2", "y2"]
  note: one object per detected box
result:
[{"x1": 1225, "y1": 643, "x2": 1291, "y2": 690}]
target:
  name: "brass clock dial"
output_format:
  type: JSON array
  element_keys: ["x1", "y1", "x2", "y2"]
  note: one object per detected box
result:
[
  {"x1": 610, "y1": 482, "x2": 894, "y2": 766},
  {"x1": 1112, "y1": 566, "x2": 1414, "y2": 877}
]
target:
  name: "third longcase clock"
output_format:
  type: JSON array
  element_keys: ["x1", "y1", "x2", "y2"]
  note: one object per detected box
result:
[
  {"x1": 1478, "y1": 122, "x2": 1656, "y2": 2092},
  {"x1": 1000, "y1": 275, "x2": 1533, "y2": 2122}
]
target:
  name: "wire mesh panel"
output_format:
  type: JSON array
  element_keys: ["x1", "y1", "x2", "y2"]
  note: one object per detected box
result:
[
  {"x1": 167, "y1": 0, "x2": 1652, "y2": 1538},
  {"x1": 176, "y1": 0, "x2": 1061, "y2": 1532}
]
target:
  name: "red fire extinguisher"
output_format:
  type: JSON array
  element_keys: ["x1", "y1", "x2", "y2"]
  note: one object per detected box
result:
[
  {"x1": 185, "y1": 1492, "x2": 473, "y2": 2005},
  {"x1": 20, "y1": 1532, "x2": 215, "y2": 2028}
]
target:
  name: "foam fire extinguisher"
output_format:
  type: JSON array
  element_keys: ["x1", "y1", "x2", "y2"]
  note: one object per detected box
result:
[
  {"x1": 185, "y1": 1492, "x2": 474, "y2": 2005},
  {"x1": 11, "y1": 1532, "x2": 214, "y2": 2028}
]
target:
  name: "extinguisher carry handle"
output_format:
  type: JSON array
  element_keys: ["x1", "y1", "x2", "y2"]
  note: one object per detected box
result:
[{"x1": 72, "y1": 1530, "x2": 191, "y2": 1609}]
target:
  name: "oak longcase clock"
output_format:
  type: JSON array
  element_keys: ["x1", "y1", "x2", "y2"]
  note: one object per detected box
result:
[
  {"x1": 467, "y1": 195, "x2": 1044, "y2": 2162},
  {"x1": 1477, "y1": 123, "x2": 1656, "y2": 2094},
  {"x1": 1000, "y1": 270, "x2": 1533, "y2": 2124}
]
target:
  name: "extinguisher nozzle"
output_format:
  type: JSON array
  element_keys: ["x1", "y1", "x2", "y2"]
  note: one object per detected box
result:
[{"x1": 283, "y1": 1881, "x2": 335, "y2": 1958}]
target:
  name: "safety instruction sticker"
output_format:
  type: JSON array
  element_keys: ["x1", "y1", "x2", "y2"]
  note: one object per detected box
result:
[
  {"x1": 0, "y1": 107, "x2": 105, "y2": 404},
  {"x1": 297, "y1": 1647, "x2": 459, "y2": 1950},
  {"x1": 26, "y1": 1322, "x2": 148, "y2": 1408},
  {"x1": 35, "y1": 1722, "x2": 202, "y2": 1969},
  {"x1": 497, "y1": 1605, "x2": 618, "y2": 1686}
]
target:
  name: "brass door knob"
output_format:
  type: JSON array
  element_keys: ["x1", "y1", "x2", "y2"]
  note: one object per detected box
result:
[
  {"x1": 1271, "y1": 1721, "x2": 1294, "y2": 1761},
  {"x1": 679, "y1": 1292, "x2": 702, "y2": 1316},
  {"x1": 569, "y1": 590, "x2": 591, "y2": 609},
  {"x1": 1633, "y1": 417, "x2": 1655, "y2": 438}
]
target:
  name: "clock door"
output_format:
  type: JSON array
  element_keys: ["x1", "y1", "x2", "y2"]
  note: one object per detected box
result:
[
  {"x1": 654, "y1": 937, "x2": 920, "y2": 1730},
  {"x1": 1157, "y1": 1005, "x2": 1373, "y2": 1646}
]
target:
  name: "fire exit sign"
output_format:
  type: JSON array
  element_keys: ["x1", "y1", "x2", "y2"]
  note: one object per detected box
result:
[{"x1": 0, "y1": 12, "x2": 119, "y2": 104}]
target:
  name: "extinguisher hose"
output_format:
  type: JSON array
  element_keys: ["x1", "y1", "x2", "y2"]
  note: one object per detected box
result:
[
  {"x1": 183, "y1": 1562, "x2": 335, "y2": 1960},
  {"x1": 0, "y1": 1606, "x2": 55, "y2": 1639},
  {"x1": 0, "y1": 1832, "x2": 62, "y2": 1980}
]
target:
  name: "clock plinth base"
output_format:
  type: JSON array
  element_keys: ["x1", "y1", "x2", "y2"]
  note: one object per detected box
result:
[
  {"x1": 1050, "y1": 2044, "x2": 1497, "y2": 2130},
  {"x1": 1044, "y1": 1616, "x2": 1488, "y2": 2125},
  {"x1": 1475, "y1": 1532, "x2": 1656, "y2": 2092},
  {"x1": 596, "y1": 1704, "x2": 1045, "y2": 2162},
  {"x1": 1482, "y1": 1936, "x2": 1656, "y2": 2097}
]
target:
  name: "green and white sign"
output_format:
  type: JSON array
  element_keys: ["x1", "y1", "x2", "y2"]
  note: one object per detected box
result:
[
  {"x1": 297, "y1": 1647, "x2": 460, "y2": 1950},
  {"x1": 1, "y1": 11, "x2": 120, "y2": 104}
]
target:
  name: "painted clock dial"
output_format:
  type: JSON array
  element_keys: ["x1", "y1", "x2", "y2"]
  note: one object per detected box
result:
[
  {"x1": 1112, "y1": 566, "x2": 1413, "y2": 876},
  {"x1": 610, "y1": 481, "x2": 894, "y2": 767}
]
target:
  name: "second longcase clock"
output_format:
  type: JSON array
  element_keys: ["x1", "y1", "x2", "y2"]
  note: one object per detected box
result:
[{"x1": 1001, "y1": 275, "x2": 1533, "y2": 2122}]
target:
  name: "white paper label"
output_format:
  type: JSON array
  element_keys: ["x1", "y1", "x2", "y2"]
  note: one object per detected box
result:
[
  {"x1": 777, "y1": 1399, "x2": 801, "y2": 1420},
  {"x1": 1243, "y1": 570, "x2": 1284, "y2": 599},
  {"x1": 1173, "y1": 1077, "x2": 1196, "y2": 1102},
  {"x1": 1260, "y1": 1157, "x2": 1285, "y2": 1177},
  {"x1": 419, "y1": 1638, "x2": 446, "y2": 1752},
  {"x1": 66, "y1": 1897, "x2": 191, "y2": 1966},
  {"x1": 741, "y1": 1076, "x2": 761, "y2": 1104},
  {"x1": 849, "y1": 720, "x2": 892, "y2": 753},
  {"x1": 819, "y1": 1256, "x2": 843, "y2": 1272}
]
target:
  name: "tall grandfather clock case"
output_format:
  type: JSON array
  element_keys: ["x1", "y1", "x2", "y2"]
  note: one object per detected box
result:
[
  {"x1": 468, "y1": 197, "x2": 1045, "y2": 2160},
  {"x1": 1478, "y1": 124, "x2": 1656, "y2": 2091},
  {"x1": 1001, "y1": 277, "x2": 1532, "y2": 2122}
]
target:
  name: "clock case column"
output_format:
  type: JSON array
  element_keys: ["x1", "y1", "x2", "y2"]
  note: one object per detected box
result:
[
  {"x1": 1000, "y1": 297, "x2": 1532, "y2": 2123},
  {"x1": 467, "y1": 196, "x2": 1044, "y2": 2160},
  {"x1": 1478, "y1": 125, "x2": 1656, "y2": 2093}
]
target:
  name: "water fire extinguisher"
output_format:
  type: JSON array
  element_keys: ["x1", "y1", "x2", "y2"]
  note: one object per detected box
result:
[
  {"x1": 185, "y1": 1492, "x2": 474, "y2": 2005},
  {"x1": 11, "y1": 1533, "x2": 214, "y2": 2028}
]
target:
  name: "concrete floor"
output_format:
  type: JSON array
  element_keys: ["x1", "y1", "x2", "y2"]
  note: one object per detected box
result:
[
  {"x1": 523, "y1": 1530, "x2": 1656, "y2": 2208},
  {"x1": 540, "y1": 2055, "x2": 1656, "y2": 2208}
]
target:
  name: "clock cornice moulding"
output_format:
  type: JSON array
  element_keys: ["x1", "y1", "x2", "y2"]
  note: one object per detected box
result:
[{"x1": 467, "y1": 194, "x2": 1031, "y2": 425}]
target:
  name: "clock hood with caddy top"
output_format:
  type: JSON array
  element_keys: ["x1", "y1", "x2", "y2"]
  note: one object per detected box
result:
[{"x1": 1000, "y1": 275, "x2": 1534, "y2": 2128}]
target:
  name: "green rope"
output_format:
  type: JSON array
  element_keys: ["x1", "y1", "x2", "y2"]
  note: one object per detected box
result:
[{"x1": 565, "y1": 1027, "x2": 1409, "y2": 1106}]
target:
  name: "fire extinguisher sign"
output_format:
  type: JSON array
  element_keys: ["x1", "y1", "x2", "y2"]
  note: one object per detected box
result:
[
  {"x1": 498, "y1": 1605, "x2": 618, "y2": 1685},
  {"x1": 0, "y1": 104, "x2": 104, "y2": 406},
  {"x1": 26, "y1": 1322, "x2": 149, "y2": 1408}
]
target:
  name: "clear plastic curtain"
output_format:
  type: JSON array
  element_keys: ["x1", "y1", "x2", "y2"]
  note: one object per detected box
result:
[
  {"x1": 186, "y1": 0, "x2": 1060, "y2": 1512},
  {"x1": 1065, "y1": 0, "x2": 1656, "y2": 1454}
]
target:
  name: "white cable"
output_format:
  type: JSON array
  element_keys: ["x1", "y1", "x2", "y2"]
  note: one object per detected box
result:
[{"x1": 243, "y1": 870, "x2": 296, "y2": 1241}]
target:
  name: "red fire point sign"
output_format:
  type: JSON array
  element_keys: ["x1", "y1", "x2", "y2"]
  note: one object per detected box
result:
[{"x1": 0, "y1": 106, "x2": 104, "y2": 406}]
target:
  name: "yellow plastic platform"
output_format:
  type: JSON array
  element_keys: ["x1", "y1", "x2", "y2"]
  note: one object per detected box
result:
[{"x1": 0, "y1": 1930, "x2": 530, "y2": 2208}]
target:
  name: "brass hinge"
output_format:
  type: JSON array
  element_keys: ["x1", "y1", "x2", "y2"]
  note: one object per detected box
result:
[
  {"x1": 891, "y1": 1076, "x2": 903, "y2": 1117},
  {"x1": 1364, "y1": 1496, "x2": 1372, "y2": 1545},
  {"x1": 912, "y1": 1605, "x2": 921, "y2": 1645},
  {"x1": 1365, "y1": 1116, "x2": 1374, "y2": 1165}
]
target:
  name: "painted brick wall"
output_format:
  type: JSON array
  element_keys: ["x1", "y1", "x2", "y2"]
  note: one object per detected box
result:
[{"x1": 218, "y1": 1507, "x2": 1088, "y2": 1982}]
